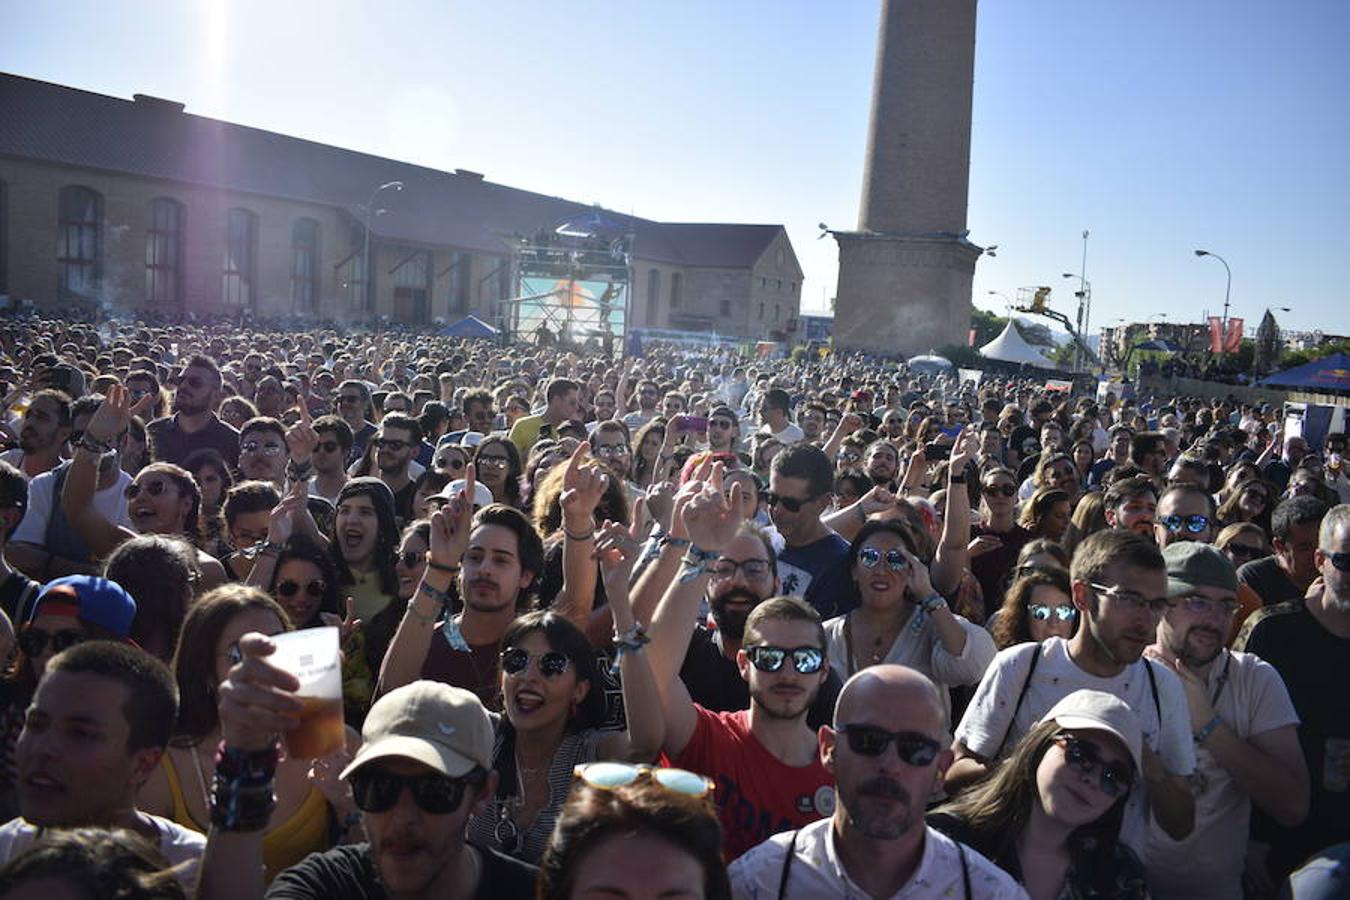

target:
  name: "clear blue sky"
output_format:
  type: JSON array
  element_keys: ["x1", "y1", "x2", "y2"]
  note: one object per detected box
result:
[{"x1": 4, "y1": 0, "x2": 1347, "y2": 338}]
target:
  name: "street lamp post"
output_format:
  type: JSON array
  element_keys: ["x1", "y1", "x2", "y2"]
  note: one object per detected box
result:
[
  {"x1": 1194, "y1": 249, "x2": 1232, "y2": 349},
  {"x1": 1060, "y1": 272, "x2": 1092, "y2": 372},
  {"x1": 362, "y1": 180, "x2": 404, "y2": 314}
]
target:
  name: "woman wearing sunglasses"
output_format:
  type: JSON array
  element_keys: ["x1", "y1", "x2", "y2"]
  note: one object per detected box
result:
[
  {"x1": 474, "y1": 436, "x2": 524, "y2": 509},
  {"x1": 537, "y1": 763, "x2": 731, "y2": 900},
  {"x1": 970, "y1": 466, "x2": 1034, "y2": 618},
  {"x1": 140, "y1": 585, "x2": 360, "y2": 884},
  {"x1": 823, "y1": 520, "x2": 995, "y2": 729},
  {"x1": 990, "y1": 568, "x2": 1077, "y2": 651},
  {"x1": 929, "y1": 690, "x2": 1149, "y2": 900}
]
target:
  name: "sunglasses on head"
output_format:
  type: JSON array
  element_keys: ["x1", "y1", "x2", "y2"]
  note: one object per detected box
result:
[
  {"x1": 983, "y1": 483, "x2": 1017, "y2": 497},
  {"x1": 858, "y1": 546, "x2": 908, "y2": 572},
  {"x1": 349, "y1": 767, "x2": 485, "y2": 815},
  {"x1": 17, "y1": 627, "x2": 85, "y2": 657},
  {"x1": 125, "y1": 479, "x2": 170, "y2": 500},
  {"x1": 501, "y1": 647, "x2": 571, "y2": 678},
  {"x1": 1054, "y1": 734, "x2": 1134, "y2": 798},
  {"x1": 764, "y1": 491, "x2": 818, "y2": 513},
  {"x1": 276, "y1": 578, "x2": 326, "y2": 599},
  {"x1": 836, "y1": 724, "x2": 941, "y2": 765},
  {"x1": 573, "y1": 762, "x2": 713, "y2": 800},
  {"x1": 397, "y1": 550, "x2": 426, "y2": 569},
  {"x1": 1159, "y1": 513, "x2": 1210, "y2": 534},
  {"x1": 1029, "y1": 603, "x2": 1077, "y2": 622},
  {"x1": 745, "y1": 645, "x2": 825, "y2": 674}
]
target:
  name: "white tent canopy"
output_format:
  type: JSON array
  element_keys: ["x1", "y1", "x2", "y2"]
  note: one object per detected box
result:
[{"x1": 979, "y1": 319, "x2": 1054, "y2": 366}]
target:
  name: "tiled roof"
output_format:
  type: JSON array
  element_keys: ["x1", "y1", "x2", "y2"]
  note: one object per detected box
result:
[{"x1": 0, "y1": 73, "x2": 783, "y2": 269}]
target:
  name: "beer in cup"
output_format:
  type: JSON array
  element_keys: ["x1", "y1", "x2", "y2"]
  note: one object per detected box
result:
[{"x1": 269, "y1": 626, "x2": 345, "y2": 759}]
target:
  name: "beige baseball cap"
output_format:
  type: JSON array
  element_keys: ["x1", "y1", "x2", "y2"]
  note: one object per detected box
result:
[
  {"x1": 1039, "y1": 689, "x2": 1143, "y2": 773},
  {"x1": 341, "y1": 681, "x2": 494, "y2": 780}
]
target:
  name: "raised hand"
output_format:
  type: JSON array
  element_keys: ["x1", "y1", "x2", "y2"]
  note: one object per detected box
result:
[
  {"x1": 429, "y1": 463, "x2": 475, "y2": 568},
  {"x1": 900, "y1": 546, "x2": 936, "y2": 603},
  {"x1": 859, "y1": 484, "x2": 897, "y2": 515},
  {"x1": 286, "y1": 399, "x2": 318, "y2": 465},
  {"x1": 216, "y1": 632, "x2": 302, "y2": 751},
  {"x1": 679, "y1": 464, "x2": 742, "y2": 554},
  {"x1": 559, "y1": 443, "x2": 610, "y2": 528},
  {"x1": 948, "y1": 426, "x2": 979, "y2": 475},
  {"x1": 593, "y1": 520, "x2": 641, "y2": 605},
  {"x1": 319, "y1": 597, "x2": 363, "y2": 642},
  {"x1": 84, "y1": 383, "x2": 156, "y2": 443}
]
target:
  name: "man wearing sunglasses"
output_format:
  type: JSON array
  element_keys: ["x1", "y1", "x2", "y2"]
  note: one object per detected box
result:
[
  {"x1": 768, "y1": 445, "x2": 855, "y2": 618},
  {"x1": 1143, "y1": 542, "x2": 1307, "y2": 900},
  {"x1": 730, "y1": 666, "x2": 1023, "y2": 899},
  {"x1": 201, "y1": 654, "x2": 537, "y2": 900},
  {"x1": 952, "y1": 530, "x2": 1197, "y2": 866},
  {"x1": 145, "y1": 355, "x2": 241, "y2": 469},
  {"x1": 704, "y1": 405, "x2": 740, "y2": 455},
  {"x1": 1235, "y1": 504, "x2": 1350, "y2": 886},
  {"x1": 306, "y1": 415, "x2": 352, "y2": 505},
  {"x1": 370, "y1": 413, "x2": 422, "y2": 525},
  {"x1": 334, "y1": 380, "x2": 378, "y2": 464}
]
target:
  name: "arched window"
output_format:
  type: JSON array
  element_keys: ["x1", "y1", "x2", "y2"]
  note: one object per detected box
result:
[
  {"x1": 290, "y1": 218, "x2": 320, "y2": 313},
  {"x1": 646, "y1": 268, "x2": 661, "y2": 324},
  {"x1": 669, "y1": 272, "x2": 682, "y2": 309},
  {"x1": 223, "y1": 208, "x2": 257, "y2": 308},
  {"x1": 145, "y1": 198, "x2": 184, "y2": 305},
  {"x1": 57, "y1": 185, "x2": 103, "y2": 298}
]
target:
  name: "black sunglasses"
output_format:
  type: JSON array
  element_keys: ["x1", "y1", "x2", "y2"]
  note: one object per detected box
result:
[
  {"x1": 276, "y1": 579, "x2": 326, "y2": 599},
  {"x1": 1055, "y1": 734, "x2": 1134, "y2": 798},
  {"x1": 1328, "y1": 551, "x2": 1350, "y2": 573},
  {"x1": 836, "y1": 724, "x2": 941, "y2": 766},
  {"x1": 375, "y1": 438, "x2": 408, "y2": 451},
  {"x1": 18, "y1": 627, "x2": 85, "y2": 657},
  {"x1": 983, "y1": 483, "x2": 1017, "y2": 497},
  {"x1": 349, "y1": 768, "x2": 485, "y2": 815},
  {"x1": 745, "y1": 645, "x2": 825, "y2": 674},
  {"x1": 397, "y1": 550, "x2": 426, "y2": 569},
  {"x1": 501, "y1": 647, "x2": 571, "y2": 678},
  {"x1": 764, "y1": 491, "x2": 819, "y2": 513},
  {"x1": 1225, "y1": 543, "x2": 1264, "y2": 560},
  {"x1": 125, "y1": 479, "x2": 170, "y2": 501}
]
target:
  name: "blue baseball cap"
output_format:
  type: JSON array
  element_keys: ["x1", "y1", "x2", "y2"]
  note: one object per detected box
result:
[{"x1": 31, "y1": 576, "x2": 137, "y2": 638}]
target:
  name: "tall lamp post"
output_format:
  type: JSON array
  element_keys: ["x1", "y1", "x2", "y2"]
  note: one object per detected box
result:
[
  {"x1": 362, "y1": 180, "x2": 404, "y2": 313},
  {"x1": 1060, "y1": 273, "x2": 1092, "y2": 371},
  {"x1": 1194, "y1": 248, "x2": 1232, "y2": 348}
]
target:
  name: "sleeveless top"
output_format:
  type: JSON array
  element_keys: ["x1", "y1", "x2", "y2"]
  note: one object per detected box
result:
[{"x1": 159, "y1": 751, "x2": 330, "y2": 883}]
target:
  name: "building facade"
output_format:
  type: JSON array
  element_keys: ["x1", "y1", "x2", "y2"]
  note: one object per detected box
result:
[{"x1": 0, "y1": 74, "x2": 802, "y2": 338}]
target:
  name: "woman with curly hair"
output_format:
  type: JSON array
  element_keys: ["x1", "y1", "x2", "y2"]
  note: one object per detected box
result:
[
  {"x1": 929, "y1": 690, "x2": 1149, "y2": 899},
  {"x1": 990, "y1": 567, "x2": 1076, "y2": 650},
  {"x1": 1019, "y1": 487, "x2": 1073, "y2": 544}
]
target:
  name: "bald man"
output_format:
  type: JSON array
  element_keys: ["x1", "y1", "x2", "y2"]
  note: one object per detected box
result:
[{"x1": 729, "y1": 665, "x2": 1026, "y2": 899}]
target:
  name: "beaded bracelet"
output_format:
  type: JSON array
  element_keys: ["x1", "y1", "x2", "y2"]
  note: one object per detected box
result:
[
  {"x1": 211, "y1": 741, "x2": 279, "y2": 832},
  {"x1": 418, "y1": 580, "x2": 451, "y2": 607},
  {"x1": 610, "y1": 623, "x2": 651, "y2": 674}
]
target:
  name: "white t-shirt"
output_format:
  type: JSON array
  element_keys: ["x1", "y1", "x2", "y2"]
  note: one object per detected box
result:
[
  {"x1": 759, "y1": 423, "x2": 805, "y2": 445},
  {"x1": 729, "y1": 817, "x2": 1027, "y2": 900},
  {"x1": 0, "y1": 813, "x2": 205, "y2": 891},
  {"x1": 1145, "y1": 649, "x2": 1299, "y2": 900},
  {"x1": 11, "y1": 464, "x2": 134, "y2": 550},
  {"x1": 954, "y1": 637, "x2": 1196, "y2": 861}
]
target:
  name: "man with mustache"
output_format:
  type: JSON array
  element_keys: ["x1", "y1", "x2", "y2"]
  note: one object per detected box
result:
[
  {"x1": 677, "y1": 522, "x2": 841, "y2": 729},
  {"x1": 949, "y1": 530, "x2": 1197, "y2": 869},
  {"x1": 730, "y1": 666, "x2": 1023, "y2": 898},
  {"x1": 1103, "y1": 473, "x2": 1159, "y2": 542},
  {"x1": 1142, "y1": 542, "x2": 1307, "y2": 900},
  {"x1": 0, "y1": 389, "x2": 71, "y2": 479}
]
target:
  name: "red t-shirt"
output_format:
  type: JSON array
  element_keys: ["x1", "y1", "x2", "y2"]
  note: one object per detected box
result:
[{"x1": 674, "y1": 706, "x2": 835, "y2": 861}]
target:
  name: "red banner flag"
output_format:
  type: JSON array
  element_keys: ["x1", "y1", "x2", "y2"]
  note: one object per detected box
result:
[
  {"x1": 1208, "y1": 317, "x2": 1224, "y2": 353},
  {"x1": 1224, "y1": 318, "x2": 1244, "y2": 353}
]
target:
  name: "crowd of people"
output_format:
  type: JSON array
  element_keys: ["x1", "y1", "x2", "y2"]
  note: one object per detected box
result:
[{"x1": 0, "y1": 313, "x2": 1345, "y2": 899}]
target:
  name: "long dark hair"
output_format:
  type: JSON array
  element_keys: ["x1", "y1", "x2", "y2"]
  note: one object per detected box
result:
[
  {"x1": 269, "y1": 533, "x2": 342, "y2": 628},
  {"x1": 932, "y1": 720, "x2": 1131, "y2": 894},
  {"x1": 474, "y1": 436, "x2": 523, "y2": 508},
  {"x1": 331, "y1": 477, "x2": 400, "y2": 599},
  {"x1": 171, "y1": 585, "x2": 291, "y2": 746}
]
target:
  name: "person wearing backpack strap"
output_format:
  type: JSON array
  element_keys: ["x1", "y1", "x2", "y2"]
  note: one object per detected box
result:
[
  {"x1": 729, "y1": 666, "x2": 1025, "y2": 899},
  {"x1": 947, "y1": 530, "x2": 1196, "y2": 872}
]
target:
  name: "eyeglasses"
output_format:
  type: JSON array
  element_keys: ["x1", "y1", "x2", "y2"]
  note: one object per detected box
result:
[
  {"x1": 709, "y1": 557, "x2": 771, "y2": 580},
  {"x1": 501, "y1": 647, "x2": 571, "y2": 678},
  {"x1": 745, "y1": 645, "x2": 825, "y2": 674},
  {"x1": 1324, "y1": 551, "x2": 1350, "y2": 573},
  {"x1": 1224, "y1": 542, "x2": 1264, "y2": 561},
  {"x1": 1159, "y1": 514, "x2": 1210, "y2": 534},
  {"x1": 1029, "y1": 604, "x2": 1078, "y2": 622},
  {"x1": 1088, "y1": 582, "x2": 1169, "y2": 614},
  {"x1": 764, "y1": 491, "x2": 819, "y2": 513},
  {"x1": 1172, "y1": 594, "x2": 1240, "y2": 617},
  {"x1": 1054, "y1": 734, "x2": 1134, "y2": 798},
  {"x1": 375, "y1": 438, "x2": 408, "y2": 451},
  {"x1": 315, "y1": 440, "x2": 341, "y2": 454},
  {"x1": 477, "y1": 455, "x2": 510, "y2": 469},
  {"x1": 240, "y1": 440, "x2": 284, "y2": 456},
  {"x1": 858, "y1": 546, "x2": 908, "y2": 572},
  {"x1": 128, "y1": 388, "x2": 153, "y2": 401},
  {"x1": 276, "y1": 579, "x2": 327, "y2": 599},
  {"x1": 593, "y1": 444, "x2": 629, "y2": 458},
  {"x1": 397, "y1": 550, "x2": 426, "y2": 569},
  {"x1": 349, "y1": 767, "x2": 486, "y2": 815},
  {"x1": 437, "y1": 457, "x2": 466, "y2": 470},
  {"x1": 835, "y1": 724, "x2": 941, "y2": 765},
  {"x1": 573, "y1": 762, "x2": 714, "y2": 800},
  {"x1": 17, "y1": 627, "x2": 85, "y2": 657},
  {"x1": 125, "y1": 479, "x2": 172, "y2": 500},
  {"x1": 983, "y1": 484, "x2": 1017, "y2": 497}
]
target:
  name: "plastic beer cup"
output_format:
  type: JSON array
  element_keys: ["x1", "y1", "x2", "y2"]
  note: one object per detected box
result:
[{"x1": 269, "y1": 626, "x2": 345, "y2": 759}]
